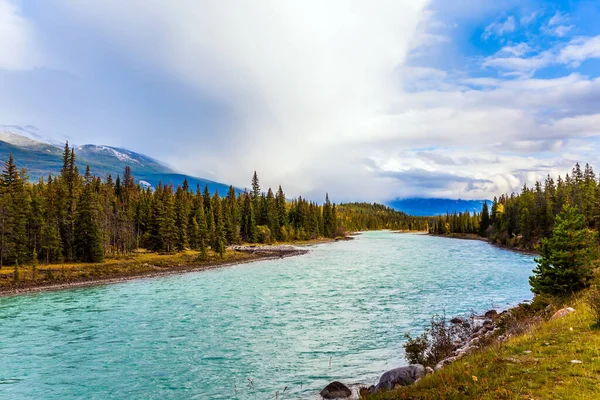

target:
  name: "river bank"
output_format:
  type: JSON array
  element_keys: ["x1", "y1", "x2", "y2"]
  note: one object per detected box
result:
[
  {"x1": 363, "y1": 294, "x2": 598, "y2": 400},
  {"x1": 0, "y1": 245, "x2": 310, "y2": 297},
  {"x1": 428, "y1": 232, "x2": 539, "y2": 255}
]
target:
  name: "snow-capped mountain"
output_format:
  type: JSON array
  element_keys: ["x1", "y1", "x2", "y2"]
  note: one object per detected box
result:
[
  {"x1": 0, "y1": 124, "x2": 68, "y2": 147},
  {"x1": 0, "y1": 127, "x2": 236, "y2": 195}
]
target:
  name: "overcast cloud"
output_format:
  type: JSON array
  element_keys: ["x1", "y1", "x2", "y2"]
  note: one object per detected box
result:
[{"x1": 1, "y1": 0, "x2": 600, "y2": 202}]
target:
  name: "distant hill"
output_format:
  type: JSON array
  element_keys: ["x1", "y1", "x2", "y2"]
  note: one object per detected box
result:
[
  {"x1": 0, "y1": 125, "x2": 236, "y2": 195},
  {"x1": 388, "y1": 198, "x2": 487, "y2": 216}
]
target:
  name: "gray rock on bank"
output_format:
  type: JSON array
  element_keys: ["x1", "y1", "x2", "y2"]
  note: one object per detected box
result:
[
  {"x1": 320, "y1": 381, "x2": 352, "y2": 399},
  {"x1": 371, "y1": 364, "x2": 425, "y2": 394}
]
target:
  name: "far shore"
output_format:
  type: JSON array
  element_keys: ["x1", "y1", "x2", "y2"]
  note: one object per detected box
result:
[
  {"x1": 428, "y1": 233, "x2": 539, "y2": 255},
  {"x1": 0, "y1": 245, "x2": 311, "y2": 297}
]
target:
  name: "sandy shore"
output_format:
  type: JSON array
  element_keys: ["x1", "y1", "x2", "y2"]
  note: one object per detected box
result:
[{"x1": 0, "y1": 247, "x2": 309, "y2": 297}]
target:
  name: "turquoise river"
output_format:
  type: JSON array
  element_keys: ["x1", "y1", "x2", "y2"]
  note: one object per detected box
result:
[{"x1": 0, "y1": 231, "x2": 536, "y2": 399}]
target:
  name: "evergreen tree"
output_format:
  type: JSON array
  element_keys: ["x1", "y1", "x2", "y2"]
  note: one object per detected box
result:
[
  {"x1": 530, "y1": 204, "x2": 598, "y2": 296},
  {"x1": 479, "y1": 201, "x2": 490, "y2": 237},
  {"x1": 74, "y1": 166, "x2": 104, "y2": 263},
  {"x1": 211, "y1": 192, "x2": 226, "y2": 258},
  {"x1": 240, "y1": 192, "x2": 258, "y2": 243}
]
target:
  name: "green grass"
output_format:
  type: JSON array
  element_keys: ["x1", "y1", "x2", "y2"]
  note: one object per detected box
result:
[{"x1": 367, "y1": 297, "x2": 600, "y2": 400}]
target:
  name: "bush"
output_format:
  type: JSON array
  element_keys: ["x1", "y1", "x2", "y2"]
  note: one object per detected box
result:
[
  {"x1": 257, "y1": 225, "x2": 272, "y2": 244},
  {"x1": 403, "y1": 313, "x2": 469, "y2": 368},
  {"x1": 403, "y1": 333, "x2": 428, "y2": 365},
  {"x1": 587, "y1": 288, "x2": 600, "y2": 327}
]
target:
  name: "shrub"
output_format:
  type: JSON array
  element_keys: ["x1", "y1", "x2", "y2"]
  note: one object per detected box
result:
[
  {"x1": 403, "y1": 313, "x2": 469, "y2": 367},
  {"x1": 403, "y1": 332, "x2": 428, "y2": 365},
  {"x1": 257, "y1": 225, "x2": 272, "y2": 244},
  {"x1": 587, "y1": 288, "x2": 600, "y2": 327}
]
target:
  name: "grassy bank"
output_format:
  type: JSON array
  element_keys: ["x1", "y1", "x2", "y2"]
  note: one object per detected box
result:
[
  {"x1": 367, "y1": 294, "x2": 600, "y2": 400},
  {"x1": 0, "y1": 244, "x2": 312, "y2": 295}
]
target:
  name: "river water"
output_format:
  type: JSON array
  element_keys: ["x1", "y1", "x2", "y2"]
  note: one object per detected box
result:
[{"x1": 0, "y1": 231, "x2": 535, "y2": 399}]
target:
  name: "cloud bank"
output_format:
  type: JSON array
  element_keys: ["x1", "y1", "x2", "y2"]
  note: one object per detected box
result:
[{"x1": 2, "y1": 1, "x2": 600, "y2": 203}]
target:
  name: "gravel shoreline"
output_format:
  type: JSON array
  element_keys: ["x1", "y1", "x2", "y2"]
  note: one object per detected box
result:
[{"x1": 0, "y1": 247, "x2": 309, "y2": 297}]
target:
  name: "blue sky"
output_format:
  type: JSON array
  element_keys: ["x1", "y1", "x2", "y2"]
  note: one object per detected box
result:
[{"x1": 1, "y1": 0, "x2": 600, "y2": 201}]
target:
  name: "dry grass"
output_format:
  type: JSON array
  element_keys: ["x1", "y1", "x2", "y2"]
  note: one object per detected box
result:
[{"x1": 0, "y1": 249, "x2": 260, "y2": 292}]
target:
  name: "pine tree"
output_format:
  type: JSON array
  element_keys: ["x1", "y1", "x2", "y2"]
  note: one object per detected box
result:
[
  {"x1": 74, "y1": 166, "x2": 104, "y2": 263},
  {"x1": 275, "y1": 185, "x2": 287, "y2": 240},
  {"x1": 196, "y1": 195, "x2": 208, "y2": 260},
  {"x1": 479, "y1": 201, "x2": 490, "y2": 237},
  {"x1": 0, "y1": 153, "x2": 30, "y2": 267},
  {"x1": 211, "y1": 192, "x2": 226, "y2": 258},
  {"x1": 240, "y1": 192, "x2": 257, "y2": 243},
  {"x1": 530, "y1": 204, "x2": 598, "y2": 296},
  {"x1": 174, "y1": 186, "x2": 189, "y2": 250},
  {"x1": 266, "y1": 188, "x2": 279, "y2": 241}
]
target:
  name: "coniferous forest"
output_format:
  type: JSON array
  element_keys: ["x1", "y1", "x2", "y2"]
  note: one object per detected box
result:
[
  {"x1": 0, "y1": 144, "x2": 421, "y2": 268},
  {"x1": 431, "y1": 162, "x2": 600, "y2": 252}
]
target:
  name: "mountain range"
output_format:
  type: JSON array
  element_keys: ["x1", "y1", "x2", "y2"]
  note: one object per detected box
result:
[
  {"x1": 0, "y1": 125, "x2": 487, "y2": 216},
  {"x1": 388, "y1": 198, "x2": 487, "y2": 216},
  {"x1": 0, "y1": 125, "x2": 234, "y2": 194}
]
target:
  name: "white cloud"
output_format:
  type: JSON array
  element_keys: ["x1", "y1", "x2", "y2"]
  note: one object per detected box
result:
[
  {"x1": 497, "y1": 43, "x2": 534, "y2": 57},
  {"x1": 557, "y1": 36, "x2": 600, "y2": 67},
  {"x1": 548, "y1": 11, "x2": 567, "y2": 26},
  {"x1": 542, "y1": 11, "x2": 573, "y2": 37},
  {"x1": 483, "y1": 36, "x2": 600, "y2": 75},
  {"x1": 482, "y1": 16, "x2": 516, "y2": 40},
  {"x1": 6, "y1": 1, "x2": 600, "y2": 202},
  {"x1": 0, "y1": 0, "x2": 41, "y2": 70},
  {"x1": 520, "y1": 11, "x2": 539, "y2": 25}
]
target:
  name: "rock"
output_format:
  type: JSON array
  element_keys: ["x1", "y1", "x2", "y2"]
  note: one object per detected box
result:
[
  {"x1": 371, "y1": 365, "x2": 425, "y2": 393},
  {"x1": 320, "y1": 381, "x2": 352, "y2": 399},
  {"x1": 551, "y1": 307, "x2": 575, "y2": 320},
  {"x1": 425, "y1": 366, "x2": 434, "y2": 375},
  {"x1": 571, "y1": 360, "x2": 583, "y2": 364},
  {"x1": 462, "y1": 322, "x2": 471, "y2": 329},
  {"x1": 484, "y1": 309, "x2": 498, "y2": 318},
  {"x1": 435, "y1": 356, "x2": 458, "y2": 371},
  {"x1": 450, "y1": 317, "x2": 464, "y2": 324},
  {"x1": 483, "y1": 319, "x2": 494, "y2": 327}
]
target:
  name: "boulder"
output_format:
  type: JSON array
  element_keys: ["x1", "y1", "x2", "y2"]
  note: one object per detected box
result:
[
  {"x1": 435, "y1": 356, "x2": 458, "y2": 371},
  {"x1": 371, "y1": 365, "x2": 425, "y2": 393},
  {"x1": 320, "y1": 381, "x2": 351, "y2": 399},
  {"x1": 484, "y1": 309, "x2": 498, "y2": 319},
  {"x1": 551, "y1": 307, "x2": 575, "y2": 320},
  {"x1": 450, "y1": 317, "x2": 464, "y2": 324}
]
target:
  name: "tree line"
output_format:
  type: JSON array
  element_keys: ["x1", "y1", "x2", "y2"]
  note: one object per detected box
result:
[
  {"x1": 0, "y1": 144, "x2": 343, "y2": 267},
  {"x1": 336, "y1": 202, "x2": 428, "y2": 232},
  {"x1": 434, "y1": 163, "x2": 600, "y2": 250}
]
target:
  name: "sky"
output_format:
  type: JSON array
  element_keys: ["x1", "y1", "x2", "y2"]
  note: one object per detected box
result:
[{"x1": 1, "y1": 0, "x2": 600, "y2": 202}]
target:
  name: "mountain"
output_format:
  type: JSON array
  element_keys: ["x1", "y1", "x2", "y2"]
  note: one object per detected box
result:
[
  {"x1": 388, "y1": 198, "x2": 488, "y2": 216},
  {"x1": 0, "y1": 126, "x2": 235, "y2": 194}
]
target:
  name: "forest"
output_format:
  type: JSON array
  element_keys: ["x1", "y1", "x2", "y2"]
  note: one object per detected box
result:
[
  {"x1": 0, "y1": 144, "x2": 418, "y2": 267},
  {"x1": 431, "y1": 162, "x2": 600, "y2": 251}
]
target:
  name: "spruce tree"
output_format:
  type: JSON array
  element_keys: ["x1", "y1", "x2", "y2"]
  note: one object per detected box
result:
[
  {"x1": 74, "y1": 166, "x2": 104, "y2": 263},
  {"x1": 479, "y1": 201, "x2": 490, "y2": 237},
  {"x1": 211, "y1": 193, "x2": 226, "y2": 258},
  {"x1": 530, "y1": 204, "x2": 598, "y2": 296}
]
